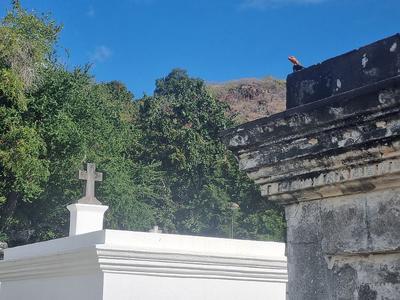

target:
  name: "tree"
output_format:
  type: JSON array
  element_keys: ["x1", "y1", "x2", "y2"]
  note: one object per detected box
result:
[
  {"x1": 137, "y1": 69, "x2": 285, "y2": 240},
  {"x1": 0, "y1": 4, "x2": 172, "y2": 244},
  {"x1": 0, "y1": 3, "x2": 60, "y2": 238},
  {"x1": 0, "y1": 3, "x2": 284, "y2": 244},
  {"x1": 15, "y1": 66, "x2": 173, "y2": 243}
]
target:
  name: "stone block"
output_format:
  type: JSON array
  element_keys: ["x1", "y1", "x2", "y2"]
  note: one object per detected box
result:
[
  {"x1": 286, "y1": 34, "x2": 400, "y2": 108},
  {"x1": 331, "y1": 253, "x2": 400, "y2": 299},
  {"x1": 285, "y1": 240, "x2": 329, "y2": 300}
]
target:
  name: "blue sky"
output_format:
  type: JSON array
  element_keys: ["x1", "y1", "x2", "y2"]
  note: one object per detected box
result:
[{"x1": 1, "y1": 0, "x2": 399, "y2": 96}]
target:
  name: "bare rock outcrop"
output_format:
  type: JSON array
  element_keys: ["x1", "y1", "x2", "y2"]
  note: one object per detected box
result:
[{"x1": 208, "y1": 77, "x2": 286, "y2": 123}]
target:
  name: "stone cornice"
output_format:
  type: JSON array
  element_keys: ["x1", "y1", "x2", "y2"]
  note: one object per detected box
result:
[
  {"x1": 222, "y1": 78, "x2": 400, "y2": 152},
  {"x1": 222, "y1": 82, "x2": 400, "y2": 203},
  {"x1": 0, "y1": 246, "x2": 287, "y2": 283}
]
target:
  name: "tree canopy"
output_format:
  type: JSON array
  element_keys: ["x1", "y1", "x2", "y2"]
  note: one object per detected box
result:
[{"x1": 0, "y1": 3, "x2": 284, "y2": 245}]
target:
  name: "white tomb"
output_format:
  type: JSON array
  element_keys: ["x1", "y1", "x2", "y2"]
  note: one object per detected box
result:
[{"x1": 0, "y1": 163, "x2": 287, "y2": 300}]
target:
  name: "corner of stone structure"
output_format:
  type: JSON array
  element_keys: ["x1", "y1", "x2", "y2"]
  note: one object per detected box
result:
[{"x1": 222, "y1": 33, "x2": 400, "y2": 299}]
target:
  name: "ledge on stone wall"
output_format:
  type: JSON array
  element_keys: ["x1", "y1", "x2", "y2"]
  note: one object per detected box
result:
[
  {"x1": 286, "y1": 33, "x2": 399, "y2": 109},
  {"x1": 222, "y1": 34, "x2": 400, "y2": 204}
]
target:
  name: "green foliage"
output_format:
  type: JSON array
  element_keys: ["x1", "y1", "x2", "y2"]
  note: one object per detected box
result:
[
  {"x1": 0, "y1": 69, "x2": 25, "y2": 109},
  {"x1": 0, "y1": 3, "x2": 60, "y2": 88},
  {"x1": 0, "y1": 3, "x2": 285, "y2": 245},
  {"x1": 0, "y1": 4, "x2": 57, "y2": 239},
  {"x1": 20, "y1": 66, "x2": 172, "y2": 242},
  {"x1": 137, "y1": 69, "x2": 285, "y2": 239}
]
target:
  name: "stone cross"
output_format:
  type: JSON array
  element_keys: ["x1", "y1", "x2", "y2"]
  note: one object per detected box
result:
[{"x1": 78, "y1": 163, "x2": 103, "y2": 205}]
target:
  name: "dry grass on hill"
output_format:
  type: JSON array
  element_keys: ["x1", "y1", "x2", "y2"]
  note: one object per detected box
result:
[{"x1": 208, "y1": 77, "x2": 286, "y2": 124}]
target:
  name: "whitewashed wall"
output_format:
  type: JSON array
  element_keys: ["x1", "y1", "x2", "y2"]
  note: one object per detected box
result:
[
  {"x1": 104, "y1": 273, "x2": 286, "y2": 300},
  {"x1": 0, "y1": 230, "x2": 287, "y2": 300}
]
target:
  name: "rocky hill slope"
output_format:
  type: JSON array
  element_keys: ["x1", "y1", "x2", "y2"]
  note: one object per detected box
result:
[{"x1": 208, "y1": 77, "x2": 286, "y2": 123}]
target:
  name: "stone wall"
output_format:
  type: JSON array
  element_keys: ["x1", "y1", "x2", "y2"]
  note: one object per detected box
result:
[
  {"x1": 286, "y1": 188, "x2": 400, "y2": 299},
  {"x1": 222, "y1": 34, "x2": 400, "y2": 299}
]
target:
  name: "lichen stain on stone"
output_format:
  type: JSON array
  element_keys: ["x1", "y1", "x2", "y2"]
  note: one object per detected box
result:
[
  {"x1": 261, "y1": 125, "x2": 274, "y2": 133},
  {"x1": 379, "y1": 265, "x2": 400, "y2": 284},
  {"x1": 239, "y1": 157, "x2": 258, "y2": 171},
  {"x1": 362, "y1": 54, "x2": 369, "y2": 68},
  {"x1": 308, "y1": 138, "x2": 319, "y2": 145},
  {"x1": 329, "y1": 106, "x2": 344, "y2": 117},
  {"x1": 303, "y1": 114, "x2": 312, "y2": 125},
  {"x1": 364, "y1": 67, "x2": 379, "y2": 77},
  {"x1": 376, "y1": 121, "x2": 387, "y2": 128},
  {"x1": 229, "y1": 134, "x2": 248, "y2": 147},
  {"x1": 378, "y1": 89, "x2": 399, "y2": 105},
  {"x1": 338, "y1": 130, "x2": 362, "y2": 148},
  {"x1": 336, "y1": 79, "x2": 342, "y2": 91},
  {"x1": 390, "y1": 42, "x2": 397, "y2": 52},
  {"x1": 299, "y1": 80, "x2": 317, "y2": 99},
  {"x1": 358, "y1": 284, "x2": 377, "y2": 300},
  {"x1": 254, "y1": 126, "x2": 263, "y2": 134},
  {"x1": 287, "y1": 113, "x2": 313, "y2": 127},
  {"x1": 275, "y1": 118, "x2": 288, "y2": 126},
  {"x1": 288, "y1": 115, "x2": 300, "y2": 127}
]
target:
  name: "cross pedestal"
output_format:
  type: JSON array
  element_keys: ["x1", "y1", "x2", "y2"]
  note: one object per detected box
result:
[
  {"x1": 68, "y1": 163, "x2": 108, "y2": 236},
  {"x1": 67, "y1": 203, "x2": 108, "y2": 236}
]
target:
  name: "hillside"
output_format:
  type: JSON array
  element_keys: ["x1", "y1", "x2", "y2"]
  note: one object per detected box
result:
[{"x1": 208, "y1": 77, "x2": 286, "y2": 123}]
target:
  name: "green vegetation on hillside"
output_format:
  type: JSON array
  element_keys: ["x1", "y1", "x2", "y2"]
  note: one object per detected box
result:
[{"x1": 0, "y1": 3, "x2": 285, "y2": 245}]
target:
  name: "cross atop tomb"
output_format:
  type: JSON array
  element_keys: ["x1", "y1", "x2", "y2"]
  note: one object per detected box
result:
[{"x1": 78, "y1": 163, "x2": 103, "y2": 205}]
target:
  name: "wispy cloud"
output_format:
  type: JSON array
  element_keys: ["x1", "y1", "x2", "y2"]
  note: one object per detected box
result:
[
  {"x1": 128, "y1": 0, "x2": 155, "y2": 5},
  {"x1": 241, "y1": 0, "x2": 328, "y2": 9},
  {"x1": 87, "y1": 5, "x2": 95, "y2": 17},
  {"x1": 90, "y1": 46, "x2": 112, "y2": 63}
]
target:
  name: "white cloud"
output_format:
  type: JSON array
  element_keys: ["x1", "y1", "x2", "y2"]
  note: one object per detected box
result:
[
  {"x1": 87, "y1": 5, "x2": 95, "y2": 17},
  {"x1": 90, "y1": 46, "x2": 112, "y2": 63},
  {"x1": 241, "y1": 0, "x2": 328, "y2": 9}
]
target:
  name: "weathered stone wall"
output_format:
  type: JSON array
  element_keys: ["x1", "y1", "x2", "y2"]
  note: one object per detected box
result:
[
  {"x1": 286, "y1": 188, "x2": 400, "y2": 299},
  {"x1": 223, "y1": 86, "x2": 400, "y2": 203},
  {"x1": 286, "y1": 34, "x2": 399, "y2": 109},
  {"x1": 222, "y1": 34, "x2": 400, "y2": 299}
]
